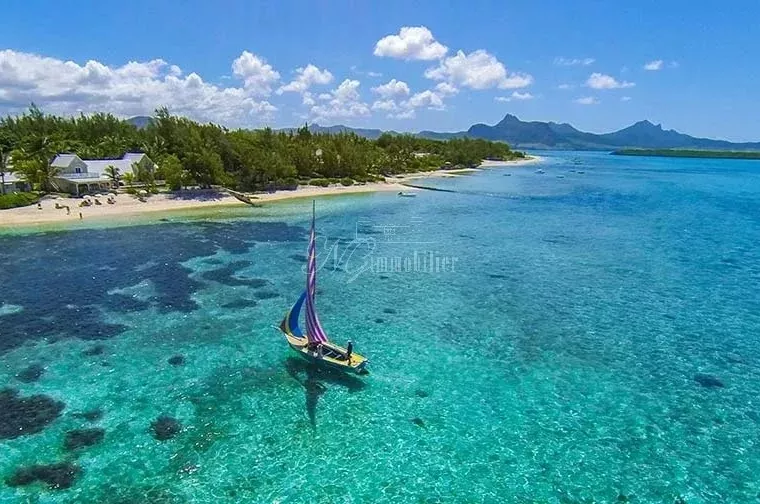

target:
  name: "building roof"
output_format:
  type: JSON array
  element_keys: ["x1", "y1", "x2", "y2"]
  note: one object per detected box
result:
[
  {"x1": 50, "y1": 154, "x2": 83, "y2": 168},
  {"x1": 122, "y1": 152, "x2": 147, "y2": 162},
  {"x1": 1, "y1": 172, "x2": 24, "y2": 184},
  {"x1": 83, "y1": 159, "x2": 135, "y2": 176}
]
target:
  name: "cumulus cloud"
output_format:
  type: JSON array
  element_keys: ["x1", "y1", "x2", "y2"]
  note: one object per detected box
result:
[
  {"x1": 557, "y1": 83, "x2": 573, "y2": 90},
  {"x1": 277, "y1": 64, "x2": 333, "y2": 94},
  {"x1": 574, "y1": 96, "x2": 599, "y2": 105},
  {"x1": 644, "y1": 60, "x2": 664, "y2": 71},
  {"x1": 309, "y1": 79, "x2": 370, "y2": 120},
  {"x1": 554, "y1": 57, "x2": 595, "y2": 66},
  {"x1": 371, "y1": 99, "x2": 398, "y2": 112},
  {"x1": 621, "y1": 96, "x2": 632, "y2": 102},
  {"x1": 402, "y1": 90, "x2": 445, "y2": 111},
  {"x1": 434, "y1": 82, "x2": 458, "y2": 96},
  {"x1": 0, "y1": 49, "x2": 278, "y2": 124},
  {"x1": 373, "y1": 26, "x2": 448, "y2": 61},
  {"x1": 586, "y1": 72, "x2": 635, "y2": 89},
  {"x1": 301, "y1": 92, "x2": 316, "y2": 106},
  {"x1": 425, "y1": 49, "x2": 533, "y2": 90},
  {"x1": 371, "y1": 79, "x2": 410, "y2": 99},
  {"x1": 231, "y1": 51, "x2": 280, "y2": 95},
  {"x1": 495, "y1": 91, "x2": 534, "y2": 102}
]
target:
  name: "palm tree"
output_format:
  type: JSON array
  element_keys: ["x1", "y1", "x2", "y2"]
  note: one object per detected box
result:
[
  {"x1": 123, "y1": 172, "x2": 134, "y2": 187},
  {"x1": 104, "y1": 165, "x2": 120, "y2": 188}
]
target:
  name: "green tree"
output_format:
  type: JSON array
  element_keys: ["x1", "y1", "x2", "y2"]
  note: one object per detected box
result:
[
  {"x1": 0, "y1": 132, "x2": 12, "y2": 195},
  {"x1": 123, "y1": 172, "x2": 135, "y2": 187},
  {"x1": 159, "y1": 154, "x2": 184, "y2": 191}
]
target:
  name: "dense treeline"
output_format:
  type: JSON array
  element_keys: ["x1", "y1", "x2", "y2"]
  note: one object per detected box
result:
[
  {"x1": 0, "y1": 105, "x2": 523, "y2": 193},
  {"x1": 612, "y1": 149, "x2": 760, "y2": 160}
]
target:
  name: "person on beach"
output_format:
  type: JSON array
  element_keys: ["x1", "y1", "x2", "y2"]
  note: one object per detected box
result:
[{"x1": 37, "y1": 202, "x2": 42, "y2": 210}]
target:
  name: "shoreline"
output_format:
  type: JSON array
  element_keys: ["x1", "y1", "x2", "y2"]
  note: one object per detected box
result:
[{"x1": 0, "y1": 156, "x2": 543, "y2": 231}]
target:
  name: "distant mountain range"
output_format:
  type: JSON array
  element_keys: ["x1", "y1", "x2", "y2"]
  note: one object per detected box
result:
[{"x1": 127, "y1": 114, "x2": 760, "y2": 151}]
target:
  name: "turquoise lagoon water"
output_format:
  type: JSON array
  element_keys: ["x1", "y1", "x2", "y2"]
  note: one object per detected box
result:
[{"x1": 1, "y1": 151, "x2": 759, "y2": 503}]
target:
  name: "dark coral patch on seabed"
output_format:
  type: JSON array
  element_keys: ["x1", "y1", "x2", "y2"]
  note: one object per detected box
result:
[
  {"x1": 694, "y1": 373, "x2": 725, "y2": 388},
  {"x1": 0, "y1": 220, "x2": 304, "y2": 354},
  {"x1": 63, "y1": 428, "x2": 105, "y2": 451},
  {"x1": 0, "y1": 388, "x2": 65, "y2": 440},
  {"x1": 151, "y1": 415, "x2": 182, "y2": 441},
  {"x1": 168, "y1": 355, "x2": 186, "y2": 366},
  {"x1": 15, "y1": 363, "x2": 45, "y2": 383},
  {"x1": 5, "y1": 462, "x2": 81, "y2": 490}
]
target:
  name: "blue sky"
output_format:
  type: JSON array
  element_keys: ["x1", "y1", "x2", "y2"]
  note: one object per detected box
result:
[{"x1": 1, "y1": 0, "x2": 759, "y2": 141}]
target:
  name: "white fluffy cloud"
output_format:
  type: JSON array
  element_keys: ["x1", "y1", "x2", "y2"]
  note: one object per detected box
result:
[
  {"x1": 371, "y1": 79, "x2": 410, "y2": 99},
  {"x1": 309, "y1": 79, "x2": 370, "y2": 120},
  {"x1": 277, "y1": 64, "x2": 333, "y2": 94},
  {"x1": 402, "y1": 90, "x2": 445, "y2": 110},
  {"x1": 0, "y1": 49, "x2": 277, "y2": 124},
  {"x1": 644, "y1": 60, "x2": 663, "y2": 71},
  {"x1": 373, "y1": 26, "x2": 448, "y2": 61},
  {"x1": 554, "y1": 57, "x2": 595, "y2": 66},
  {"x1": 425, "y1": 50, "x2": 532, "y2": 90},
  {"x1": 586, "y1": 72, "x2": 635, "y2": 89},
  {"x1": 231, "y1": 51, "x2": 280, "y2": 95},
  {"x1": 371, "y1": 81, "x2": 455, "y2": 118},
  {"x1": 495, "y1": 91, "x2": 534, "y2": 102},
  {"x1": 371, "y1": 99, "x2": 398, "y2": 112},
  {"x1": 388, "y1": 109, "x2": 415, "y2": 120},
  {"x1": 557, "y1": 83, "x2": 573, "y2": 90},
  {"x1": 621, "y1": 96, "x2": 632, "y2": 102},
  {"x1": 574, "y1": 96, "x2": 599, "y2": 105}
]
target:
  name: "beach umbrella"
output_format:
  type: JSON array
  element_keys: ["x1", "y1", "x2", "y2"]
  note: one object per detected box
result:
[
  {"x1": 108, "y1": 193, "x2": 117, "y2": 198},
  {"x1": 138, "y1": 189, "x2": 148, "y2": 196},
  {"x1": 83, "y1": 195, "x2": 92, "y2": 200}
]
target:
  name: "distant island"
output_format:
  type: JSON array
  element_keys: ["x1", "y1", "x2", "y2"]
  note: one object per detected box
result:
[
  {"x1": 612, "y1": 149, "x2": 760, "y2": 160},
  {"x1": 250, "y1": 114, "x2": 760, "y2": 152}
]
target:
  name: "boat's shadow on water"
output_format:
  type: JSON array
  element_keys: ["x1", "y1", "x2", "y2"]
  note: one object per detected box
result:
[{"x1": 284, "y1": 357, "x2": 365, "y2": 429}]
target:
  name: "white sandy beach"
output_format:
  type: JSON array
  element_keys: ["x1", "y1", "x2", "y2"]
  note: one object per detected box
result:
[{"x1": 0, "y1": 156, "x2": 542, "y2": 228}]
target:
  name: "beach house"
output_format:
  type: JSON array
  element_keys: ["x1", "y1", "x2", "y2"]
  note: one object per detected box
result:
[
  {"x1": 1, "y1": 172, "x2": 32, "y2": 194},
  {"x1": 50, "y1": 153, "x2": 157, "y2": 195}
]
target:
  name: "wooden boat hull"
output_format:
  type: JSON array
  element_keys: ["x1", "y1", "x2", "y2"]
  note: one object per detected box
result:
[{"x1": 284, "y1": 334, "x2": 368, "y2": 374}]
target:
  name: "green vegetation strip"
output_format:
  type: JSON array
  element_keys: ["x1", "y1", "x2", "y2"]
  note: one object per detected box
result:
[
  {"x1": 1, "y1": 105, "x2": 525, "y2": 194},
  {"x1": 0, "y1": 192, "x2": 40, "y2": 209}
]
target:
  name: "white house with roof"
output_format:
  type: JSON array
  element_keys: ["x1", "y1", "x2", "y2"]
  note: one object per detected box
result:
[
  {"x1": 1, "y1": 171, "x2": 32, "y2": 193},
  {"x1": 50, "y1": 152, "x2": 157, "y2": 195}
]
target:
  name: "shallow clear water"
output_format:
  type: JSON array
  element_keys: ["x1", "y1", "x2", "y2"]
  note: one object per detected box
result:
[{"x1": 1, "y1": 152, "x2": 759, "y2": 503}]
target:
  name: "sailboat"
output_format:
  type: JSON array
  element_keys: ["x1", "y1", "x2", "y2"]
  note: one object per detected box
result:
[{"x1": 278, "y1": 201, "x2": 369, "y2": 374}]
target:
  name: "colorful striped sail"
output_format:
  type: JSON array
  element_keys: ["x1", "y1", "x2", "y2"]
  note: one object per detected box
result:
[{"x1": 304, "y1": 201, "x2": 329, "y2": 344}]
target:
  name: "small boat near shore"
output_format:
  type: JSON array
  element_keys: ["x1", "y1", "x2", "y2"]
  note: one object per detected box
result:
[
  {"x1": 398, "y1": 191, "x2": 417, "y2": 198},
  {"x1": 278, "y1": 201, "x2": 368, "y2": 374},
  {"x1": 227, "y1": 189, "x2": 262, "y2": 206}
]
